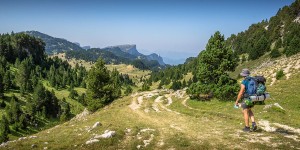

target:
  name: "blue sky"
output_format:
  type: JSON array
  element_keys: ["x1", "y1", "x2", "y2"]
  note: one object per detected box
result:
[{"x1": 0, "y1": 0, "x2": 295, "y2": 64}]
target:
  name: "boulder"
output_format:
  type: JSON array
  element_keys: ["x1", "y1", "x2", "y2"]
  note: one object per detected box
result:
[
  {"x1": 94, "y1": 130, "x2": 116, "y2": 139},
  {"x1": 85, "y1": 139, "x2": 99, "y2": 144}
]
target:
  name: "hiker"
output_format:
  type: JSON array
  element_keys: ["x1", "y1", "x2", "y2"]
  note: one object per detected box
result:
[{"x1": 235, "y1": 69, "x2": 257, "y2": 132}]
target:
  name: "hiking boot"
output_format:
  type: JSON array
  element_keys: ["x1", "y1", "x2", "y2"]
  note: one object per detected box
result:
[
  {"x1": 252, "y1": 123, "x2": 257, "y2": 131},
  {"x1": 243, "y1": 126, "x2": 251, "y2": 132}
]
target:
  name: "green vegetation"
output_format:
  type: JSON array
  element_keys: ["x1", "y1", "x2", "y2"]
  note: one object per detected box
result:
[
  {"x1": 226, "y1": 0, "x2": 300, "y2": 59},
  {"x1": 0, "y1": 32, "x2": 86, "y2": 141},
  {"x1": 270, "y1": 48, "x2": 281, "y2": 58},
  {"x1": 66, "y1": 48, "x2": 164, "y2": 71},
  {"x1": 276, "y1": 69, "x2": 285, "y2": 80},
  {"x1": 0, "y1": 32, "x2": 135, "y2": 142},
  {"x1": 3, "y1": 71, "x2": 300, "y2": 149},
  {"x1": 86, "y1": 59, "x2": 120, "y2": 112},
  {"x1": 0, "y1": 115, "x2": 9, "y2": 143},
  {"x1": 1, "y1": 1, "x2": 300, "y2": 149},
  {"x1": 148, "y1": 57, "x2": 197, "y2": 90},
  {"x1": 187, "y1": 31, "x2": 239, "y2": 100}
]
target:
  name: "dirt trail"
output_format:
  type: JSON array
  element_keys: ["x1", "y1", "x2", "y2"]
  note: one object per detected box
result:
[
  {"x1": 127, "y1": 89, "x2": 300, "y2": 149},
  {"x1": 181, "y1": 97, "x2": 194, "y2": 110},
  {"x1": 4, "y1": 88, "x2": 299, "y2": 149},
  {"x1": 127, "y1": 89, "x2": 237, "y2": 147}
]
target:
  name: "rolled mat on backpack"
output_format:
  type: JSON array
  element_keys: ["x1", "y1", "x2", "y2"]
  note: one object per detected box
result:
[{"x1": 249, "y1": 93, "x2": 270, "y2": 102}]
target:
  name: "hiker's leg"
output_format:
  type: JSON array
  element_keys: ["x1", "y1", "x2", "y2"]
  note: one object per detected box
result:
[
  {"x1": 243, "y1": 108, "x2": 250, "y2": 127},
  {"x1": 249, "y1": 109, "x2": 255, "y2": 122}
]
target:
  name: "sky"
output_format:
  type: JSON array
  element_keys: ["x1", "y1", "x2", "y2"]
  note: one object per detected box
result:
[{"x1": 0, "y1": 0, "x2": 295, "y2": 64}]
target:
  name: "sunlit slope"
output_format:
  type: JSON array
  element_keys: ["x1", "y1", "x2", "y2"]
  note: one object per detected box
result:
[
  {"x1": 2, "y1": 53, "x2": 300, "y2": 150},
  {"x1": 2, "y1": 81, "x2": 300, "y2": 149},
  {"x1": 51, "y1": 53, "x2": 150, "y2": 83}
]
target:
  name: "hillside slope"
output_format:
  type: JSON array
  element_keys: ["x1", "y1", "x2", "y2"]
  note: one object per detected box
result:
[
  {"x1": 25, "y1": 31, "x2": 84, "y2": 54},
  {"x1": 2, "y1": 57, "x2": 300, "y2": 149},
  {"x1": 233, "y1": 53, "x2": 300, "y2": 86}
]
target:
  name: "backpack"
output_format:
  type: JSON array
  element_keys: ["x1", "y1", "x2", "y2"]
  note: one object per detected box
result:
[
  {"x1": 244, "y1": 76, "x2": 267, "y2": 106},
  {"x1": 245, "y1": 76, "x2": 267, "y2": 96}
]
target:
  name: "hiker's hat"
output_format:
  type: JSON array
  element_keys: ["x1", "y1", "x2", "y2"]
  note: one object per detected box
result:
[{"x1": 240, "y1": 69, "x2": 250, "y2": 77}]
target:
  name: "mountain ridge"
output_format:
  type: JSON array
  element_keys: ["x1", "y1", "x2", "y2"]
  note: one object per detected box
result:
[
  {"x1": 25, "y1": 31, "x2": 166, "y2": 66},
  {"x1": 25, "y1": 31, "x2": 84, "y2": 54}
]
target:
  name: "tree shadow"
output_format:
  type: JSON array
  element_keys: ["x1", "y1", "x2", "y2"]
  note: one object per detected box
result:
[{"x1": 275, "y1": 127, "x2": 295, "y2": 135}]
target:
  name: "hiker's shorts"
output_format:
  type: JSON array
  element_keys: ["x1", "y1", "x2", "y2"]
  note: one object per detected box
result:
[{"x1": 241, "y1": 99, "x2": 254, "y2": 110}]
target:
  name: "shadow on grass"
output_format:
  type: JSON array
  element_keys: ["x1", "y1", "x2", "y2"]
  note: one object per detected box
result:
[{"x1": 275, "y1": 127, "x2": 295, "y2": 135}]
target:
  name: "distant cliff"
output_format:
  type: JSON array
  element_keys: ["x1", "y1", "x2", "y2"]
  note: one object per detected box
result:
[
  {"x1": 106, "y1": 45, "x2": 165, "y2": 65},
  {"x1": 24, "y1": 31, "x2": 166, "y2": 69}
]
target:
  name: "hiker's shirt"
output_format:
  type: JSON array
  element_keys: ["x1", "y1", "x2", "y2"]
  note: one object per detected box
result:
[{"x1": 242, "y1": 78, "x2": 249, "y2": 98}]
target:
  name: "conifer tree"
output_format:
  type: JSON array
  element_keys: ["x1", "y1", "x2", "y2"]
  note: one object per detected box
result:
[
  {"x1": 86, "y1": 58, "x2": 116, "y2": 112},
  {"x1": 59, "y1": 98, "x2": 71, "y2": 122},
  {"x1": 3, "y1": 71, "x2": 12, "y2": 91},
  {"x1": 182, "y1": 79, "x2": 187, "y2": 88},
  {"x1": 0, "y1": 74, "x2": 4, "y2": 98},
  {"x1": 6, "y1": 96, "x2": 22, "y2": 124},
  {"x1": 31, "y1": 82, "x2": 46, "y2": 116},
  {"x1": 17, "y1": 58, "x2": 32, "y2": 94},
  {"x1": 188, "y1": 31, "x2": 239, "y2": 100},
  {"x1": 0, "y1": 115, "x2": 10, "y2": 143},
  {"x1": 124, "y1": 86, "x2": 133, "y2": 96},
  {"x1": 78, "y1": 93, "x2": 86, "y2": 105}
]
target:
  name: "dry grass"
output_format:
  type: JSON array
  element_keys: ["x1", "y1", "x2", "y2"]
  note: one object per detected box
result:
[
  {"x1": 2, "y1": 54, "x2": 300, "y2": 149},
  {"x1": 3, "y1": 84, "x2": 300, "y2": 149}
]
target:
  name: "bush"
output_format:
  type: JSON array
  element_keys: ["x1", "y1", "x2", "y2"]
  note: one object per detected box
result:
[
  {"x1": 124, "y1": 86, "x2": 133, "y2": 96},
  {"x1": 276, "y1": 69, "x2": 285, "y2": 80},
  {"x1": 270, "y1": 49, "x2": 281, "y2": 58},
  {"x1": 78, "y1": 93, "x2": 86, "y2": 105},
  {"x1": 171, "y1": 81, "x2": 182, "y2": 91},
  {"x1": 241, "y1": 55, "x2": 247, "y2": 63},
  {"x1": 68, "y1": 89, "x2": 78, "y2": 99},
  {"x1": 141, "y1": 82, "x2": 150, "y2": 91}
]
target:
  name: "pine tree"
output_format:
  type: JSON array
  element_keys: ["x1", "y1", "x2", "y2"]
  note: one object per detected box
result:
[
  {"x1": 188, "y1": 31, "x2": 239, "y2": 100},
  {"x1": 124, "y1": 86, "x2": 133, "y2": 96},
  {"x1": 8, "y1": 96, "x2": 22, "y2": 124},
  {"x1": 270, "y1": 48, "x2": 281, "y2": 58},
  {"x1": 141, "y1": 82, "x2": 150, "y2": 91},
  {"x1": 0, "y1": 115, "x2": 10, "y2": 143},
  {"x1": 187, "y1": 78, "x2": 193, "y2": 87},
  {"x1": 78, "y1": 93, "x2": 86, "y2": 105},
  {"x1": 86, "y1": 58, "x2": 116, "y2": 112},
  {"x1": 68, "y1": 89, "x2": 78, "y2": 99},
  {"x1": 49, "y1": 65, "x2": 56, "y2": 87},
  {"x1": 59, "y1": 98, "x2": 71, "y2": 122},
  {"x1": 30, "y1": 82, "x2": 46, "y2": 116},
  {"x1": 3, "y1": 71, "x2": 12, "y2": 91},
  {"x1": 182, "y1": 79, "x2": 187, "y2": 88},
  {"x1": 16, "y1": 58, "x2": 32, "y2": 94},
  {"x1": 0, "y1": 74, "x2": 4, "y2": 98}
]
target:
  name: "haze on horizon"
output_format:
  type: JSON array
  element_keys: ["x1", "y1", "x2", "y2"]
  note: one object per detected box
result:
[{"x1": 0, "y1": 0, "x2": 295, "y2": 64}]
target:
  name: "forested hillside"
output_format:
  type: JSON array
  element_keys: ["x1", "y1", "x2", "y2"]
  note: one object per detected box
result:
[
  {"x1": 25, "y1": 31, "x2": 165, "y2": 70},
  {"x1": 149, "y1": 0, "x2": 300, "y2": 99},
  {"x1": 25, "y1": 31, "x2": 84, "y2": 54},
  {"x1": 66, "y1": 48, "x2": 163, "y2": 71},
  {"x1": 0, "y1": 33, "x2": 134, "y2": 143},
  {"x1": 226, "y1": 0, "x2": 300, "y2": 60}
]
